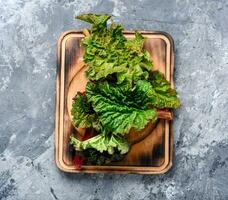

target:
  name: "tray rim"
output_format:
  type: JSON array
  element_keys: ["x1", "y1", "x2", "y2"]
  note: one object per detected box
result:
[{"x1": 55, "y1": 30, "x2": 175, "y2": 174}]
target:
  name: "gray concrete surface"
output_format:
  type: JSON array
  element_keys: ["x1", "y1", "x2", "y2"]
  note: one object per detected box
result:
[{"x1": 0, "y1": 0, "x2": 228, "y2": 199}]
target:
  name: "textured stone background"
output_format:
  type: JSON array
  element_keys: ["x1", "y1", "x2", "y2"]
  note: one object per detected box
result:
[{"x1": 0, "y1": 0, "x2": 228, "y2": 199}]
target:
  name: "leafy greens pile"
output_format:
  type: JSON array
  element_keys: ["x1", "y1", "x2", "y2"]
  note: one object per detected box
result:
[{"x1": 70, "y1": 14, "x2": 180, "y2": 165}]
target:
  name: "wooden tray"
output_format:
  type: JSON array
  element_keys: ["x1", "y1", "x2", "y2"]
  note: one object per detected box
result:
[{"x1": 55, "y1": 30, "x2": 175, "y2": 174}]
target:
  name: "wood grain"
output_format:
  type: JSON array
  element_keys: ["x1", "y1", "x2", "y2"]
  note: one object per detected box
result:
[{"x1": 55, "y1": 30, "x2": 175, "y2": 174}]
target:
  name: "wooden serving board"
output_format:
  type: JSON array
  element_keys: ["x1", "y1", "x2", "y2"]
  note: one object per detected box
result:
[{"x1": 55, "y1": 30, "x2": 175, "y2": 174}]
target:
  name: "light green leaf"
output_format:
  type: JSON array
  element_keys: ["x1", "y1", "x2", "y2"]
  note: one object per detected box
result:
[
  {"x1": 76, "y1": 14, "x2": 152, "y2": 87},
  {"x1": 125, "y1": 31, "x2": 145, "y2": 53},
  {"x1": 70, "y1": 134, "x2": 129, "y2": 155}
]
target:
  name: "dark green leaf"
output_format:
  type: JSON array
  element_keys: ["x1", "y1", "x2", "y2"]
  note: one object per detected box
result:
[
  {"x1": 71, "y1": 93, "x2": 102, "y2": 131},
  {"x1": 78, "y1": 148, "x2": 125, "y2": 165}
]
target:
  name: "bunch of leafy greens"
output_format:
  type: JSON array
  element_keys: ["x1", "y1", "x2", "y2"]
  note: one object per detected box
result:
[{"x1": 70, "y1": 14, "x2": 180, "y2": 165}]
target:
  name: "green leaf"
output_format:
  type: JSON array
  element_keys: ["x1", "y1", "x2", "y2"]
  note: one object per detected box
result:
[
  {"x1": 71, "y1": 14, "x2": 181, "y2": 165},
  {"x1": 71, "y1": 93, "x2": 102, "y2": 131},
  {"x1": 76, "y1": 14, "x2": 152, "y2": 88},
  {"x1": 76, "y1": 13, "x2": 111, "y2": 32},
  {"x1": 142, "y1": 71, "x2": 181, "y2": 109},
  {"x1": 125, "y1": 31, "x2": 145, "y2": 53},
  {"x1": 86, "y1": 82, "x2": 157, "y2": 135},
  {"x1": 70, "y1": 134, "x2": 129, "y2": 155},
  {"x1": 86, "y1": 62, "x2": 126, "y2": 81}
]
